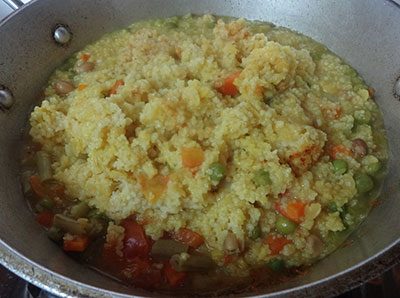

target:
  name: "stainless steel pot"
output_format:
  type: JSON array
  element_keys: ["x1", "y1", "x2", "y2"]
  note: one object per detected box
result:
[{"x1": 0, "y1": 0, "x2": 399, "y2": 297}]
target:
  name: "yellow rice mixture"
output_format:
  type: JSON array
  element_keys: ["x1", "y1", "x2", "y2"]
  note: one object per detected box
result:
[{"x1": 29, "y1": 15, "x2": 387, "y2": 274}]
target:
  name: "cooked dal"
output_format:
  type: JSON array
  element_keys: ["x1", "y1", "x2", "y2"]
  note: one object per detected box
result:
[{"x1": 23, "y1": 14, "x2": 388, "y2": 290}]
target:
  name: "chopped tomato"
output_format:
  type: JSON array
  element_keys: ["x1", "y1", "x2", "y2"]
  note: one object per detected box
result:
[
  {"x1": 80, "y1": 54, "x2": 90, "y2": 62},
  {"x1": 223, "y1": 254, "x2": 234, "y2": 266},
  {"x1": 180, "y1": 147, "x2": 205, "y2": 168},
  {"x1": 264, "y1": 236, "x2": 292, "y2": 255},
  {"x1": 78, "y1": 84, "x2": 87, "y2": 91},
  {"x1": 109, "y1": 79, "x2": 125, "y2": 95},
  {"x1": 330, "y1": 145, "x2": 354, "y2": 160},
  {"x1": 139, "y1": 174, "x2": 169, "y2": 203},
  {"x1": 164, "y1": 262, "x2": 185, "y2": 286},
  {"x1": 218, "y1": 72, "x2": 241, "y2": 96},
  {"x1": 121, "y1": 219, "x2": 151, "y2": 259},
  {"x1": 63, "y1": 235, "x2": 89, "y2": 252},
  {"x1": 174, "y1": 228, "x2": 204, "y2": 248},
  {"x1": 123, "y1": 256, "x2": 151, "y2": 278},
  {"x1": 35, "y1": 211, "x2": 53, "y2": 228}
]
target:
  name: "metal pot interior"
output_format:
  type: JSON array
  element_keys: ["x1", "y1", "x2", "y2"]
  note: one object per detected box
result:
[{"x1": 0, "y1": 0, "x2": 399, "y2": 297}]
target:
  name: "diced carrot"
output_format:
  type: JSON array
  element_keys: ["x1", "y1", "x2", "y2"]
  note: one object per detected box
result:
[
  {"x1": 180, "y1": 147, "x2": 205, "y2": 168},
  {"x1": 275, "y1": 201, "x2": 305, "y2": 224},
  {"x1": 223, "y1": 254, "x2": 234, "y2": 266},
  {"x1": 264, "y1": 236, "x2": 292, "y2": 255},
  {"x1": 29, "y1": 175, "x2": 48, "y2": 198},
  {"x1": 109, "y1": 79, "x2": 125, "y2": 95},
  {"x1": 35, "y1": 211, "x2": 53, "y2": 228},
  {"x1": 164, "y1": 262, "x2": 185, "y2": 286},
  {"x1": 174, "y1": 228, "x2": 204, "y2": 248},
  {"x1": 63, "y1": 235, "x2": 89, "y2": 252},
  {"x1": 329, "y1": 145, "x2": 354, "y2": 160},
  {"x1": 80, "y1": 54, "x2": 90, "y2": 62},
  {"x1": 217, "y1": 72, "x2": 241, "y2": 96},
  {"x1": 139, "y1": 174, "x2": 169, "y2": 203},
  {"x1": 78, "y1": 84, "x2": 87, "y2": 91},
  {"x1": 286, "y1": 201, "x2": 306, "y2": 222}
]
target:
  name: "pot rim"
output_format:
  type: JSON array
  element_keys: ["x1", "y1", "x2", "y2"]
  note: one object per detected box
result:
[{"x1": 1, "y1": 0, "x2": 399, "y2": 297}]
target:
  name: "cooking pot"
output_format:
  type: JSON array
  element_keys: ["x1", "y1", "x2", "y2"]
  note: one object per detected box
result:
[{"x1": 0, "y1": 0, "x2": 399, "y2": 297}]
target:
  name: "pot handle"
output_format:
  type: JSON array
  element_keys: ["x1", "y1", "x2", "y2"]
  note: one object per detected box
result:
[{"x1": 3, "y1": 0, "x2": 24, "y2": 10}]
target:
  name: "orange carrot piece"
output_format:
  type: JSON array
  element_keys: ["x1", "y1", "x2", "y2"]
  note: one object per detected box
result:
[
  {"x1": 367, "y1": 87, "x2": 375, "y2": 98},
  {"x1": 224, "y1": 254, "x2": 234, "y2": 266},
  {"x1": 218, "y1": 72, "x2": 241, "y2": 96},
  {"x1": 78, "y1": 84, "x2": 87, "y2": 91},
  {"x1": 180, "y1": 147, "x2": 205, "y2": 168},
  {"x1": 139, "y1": 174, "x2": 169, "y2": 203},
  {"x1": 80, "y1": 54, "x2": 90, "y2": 62},
  {"x1": 63, "y1": 235, "x2": 89, "y2": 252},
  {"x1": 29, "y1": 175, "x2": 48, "y2": 198},
  {"x1": 174, "y1": 228, "x2": 205, "y2": 248},
  {"x1": 286, "y1": 201, "x2": 306, "y2": 223},
  {"x1": 35, "y1": 211, "x2": 53, "y2": 228},
  {"x1": 264, "y1": 236, "x2": 292, "y2": 255},
  {"x1": 109, "y1": 79, "x2": 125, "y2": 95}
]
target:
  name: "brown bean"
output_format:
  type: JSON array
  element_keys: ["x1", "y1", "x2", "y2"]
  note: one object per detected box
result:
[
  {"x1": 75, "y1": 62, "x2": 95, "y2": 73},
  {"x1": 54, "y1": 81, "x2": 75, "y2": 95},
  {"x1": 352, "y1": 138, "x2": 368, "y2": 157},
  {"x1": 224, "y1": 232, "x2": 239, "y2": 254},
  {"x1": 306, "y1": 234, "x2": 324, "y2": 257}
]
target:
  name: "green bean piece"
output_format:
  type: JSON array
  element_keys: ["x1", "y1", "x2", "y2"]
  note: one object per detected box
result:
[
  {"x1": 353, "y1": 110, "x2": 371, "y2": 124},
  {"x1": 47, "y1": 226, "x2": 64, "y2": 242},
  {"x1": 354, "y1": 173, "x2": 374, "y2": 194},
  {"x1": 170, "y1": 253, "x2": 216, "y2": 272},
  {"x1": 70, "y1": 201, "x2": 90, "y2": 219},
  {"x1": 53, "y1": 214, "x2": 86, "y2": 235},
  {"x1": 86, "y1": 220, "x2": 106, "y2": 237},
  {"x1": 253, "y1": 170, "x2": 272, "y2": 186},
  {"x1": 328, "y1": 202, "x2": 338, "y2": 213},
  {"x1": 361, "y1": 155, "x2": 381, "y2": 176},
  {"x1": 38, "y1": 198, "x2": 55, "y2": 211},
  {"x1": 87, "y1": 209, "x2": 107, "y2": 221},
  {"x1": 250, "y1": 226, "x2": 261, "y2": 240},
  {"x1": 268, "y1": 259, "x2": 285, "y2": 272},
  {"x1": 151, "y1": 239, "x2": 189, "y2": 259},
  {"x1": 208, "y1": 162, "x2": 226, "y2": 182},
  {"x1": 60, "y1": 56, "x2": 78, "y2": 71},
  {"x1": 332, "y1": 159, "x2": 348, "y2": 175},
  {"x1": 37, "y1": 151, "x2": 52, "y2": 182},
  {"x1": 276, "y1": 216, "x2": 297, "y2": 235}
]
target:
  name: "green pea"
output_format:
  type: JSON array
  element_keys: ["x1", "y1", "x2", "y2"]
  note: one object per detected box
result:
[
  {"x1": 353, "y1": 84, "x2": 365, "y2": 92},
  {"x1": 38, "y1": 198, "x2": 55, "y2": 211},
  {"x1": 354, "y1": 110, "x2": 371, "y2": 125},
  {"x1": 345, "y1": 67, "x2": 357, "y2": 77},
  {"x1": 253, "y1": 170, "x2": 272, "y2": 186},
  {"x1": 310, "y1": 44, "x2": 327, "y2": 61},
  {"x1": 268, "y1": 259, "x2": 285, "y2": 272},
  {"x1": 208, "y1": 162, "x2": 226, "y2": 182},
  {"x1": 354, "y1": 173, "x2": 374, "y2": 193},
  {"x1": 332, "y1": 159, "x2": 348, "y2": 175},
  {"x1": 276, "y1": 216, "x2": 297, "y2": 235},
  {"x1": 47, "y1": 226, "x2": 64, "y2": 242},
  {"x1": 250, "y1": 226, "x2": 261, "y2": 240},
  {"x1": 361, "y1": 155, "x2": 381, "y2": 175},
  {"x1": 70, "y1": 201, "x2": 90, "y2": 219},
  {"x1": 328, "y1": 202, "x2": 338, "y2": 213}
]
